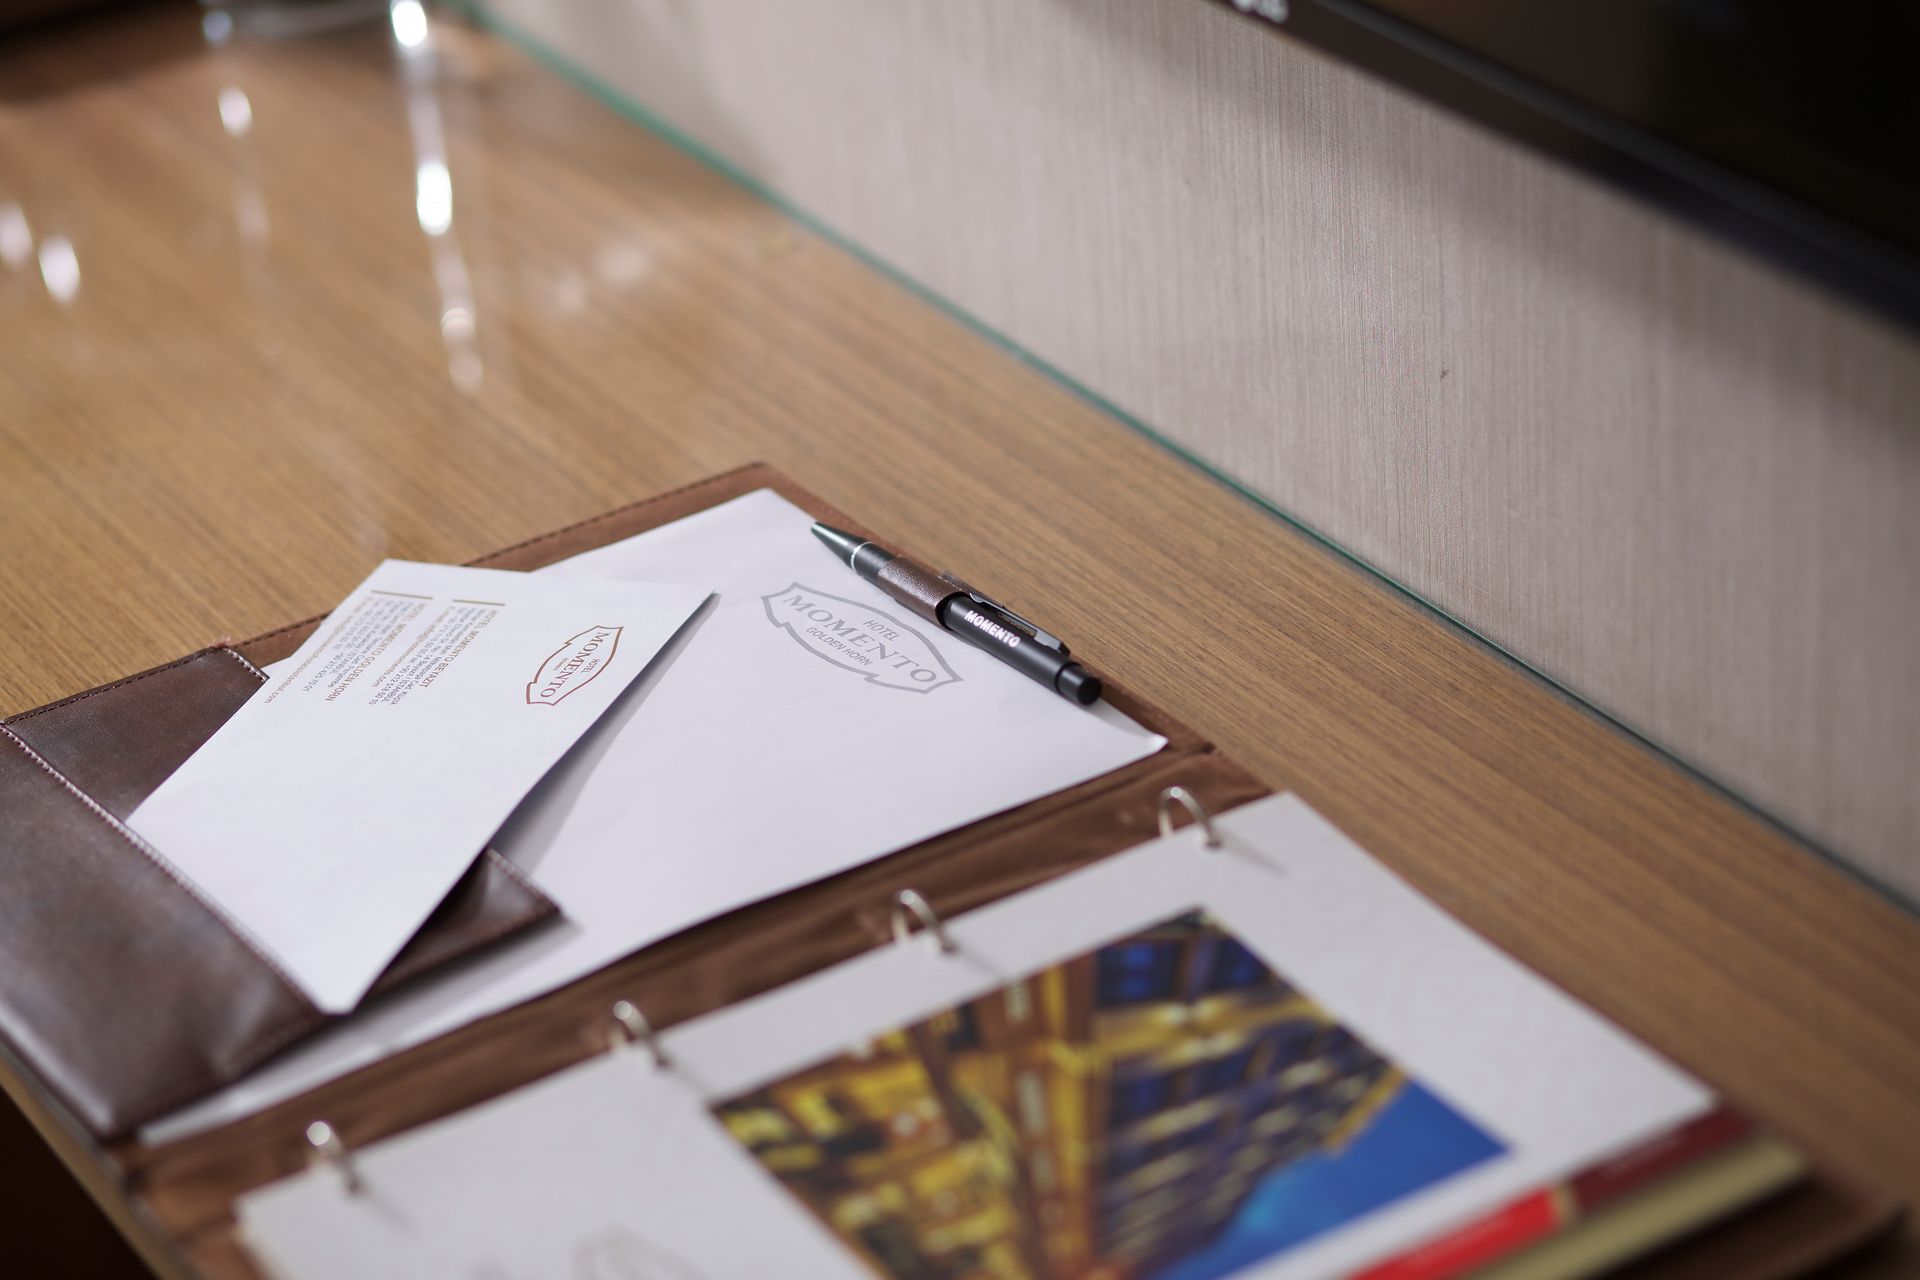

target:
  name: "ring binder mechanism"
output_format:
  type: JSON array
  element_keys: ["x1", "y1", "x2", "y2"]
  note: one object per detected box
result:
[
  {"x1": 1157, "y1": 784, "x2": 1222, "y2": 848},
  {"x1": 890, "y1": 888, "x2": 956, "y2": 955},
  {"x1": 304, "y1": 1120, "x2": 361, "y2": 1195},
  {"x1": 608, "y1": 999, "x2": 670, "y2": 1068}
]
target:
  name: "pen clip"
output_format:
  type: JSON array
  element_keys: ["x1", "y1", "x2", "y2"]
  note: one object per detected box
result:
[{"x1": 938, "y1": 574, "x2": 1069, "y2": 655}]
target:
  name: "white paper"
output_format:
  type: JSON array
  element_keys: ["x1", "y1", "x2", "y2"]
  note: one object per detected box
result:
[
  {"x1": 151, "y1": 490, "x2": 1164, "y2": 1136},
  {"x1": 238, "y1": 794, "x2": 1712, "y2": 1280},
  {"x1": 127, "y1": 562, "x2": 709, "y2": 1013}
]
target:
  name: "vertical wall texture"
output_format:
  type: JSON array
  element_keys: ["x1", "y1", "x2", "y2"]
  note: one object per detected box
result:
[{"x1": 478, "y1": 0, "x2": 1920, "y2": 897}]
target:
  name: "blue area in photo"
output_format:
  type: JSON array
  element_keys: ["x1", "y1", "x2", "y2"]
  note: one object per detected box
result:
[{"x1": 1147, "y1": 1082, "x2": 1505, "y2": 1280}]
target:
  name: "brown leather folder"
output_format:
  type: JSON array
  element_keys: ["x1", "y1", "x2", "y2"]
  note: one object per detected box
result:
[{"x1": 0, "y1": 463, "x2": 1899, "y2": 1279}]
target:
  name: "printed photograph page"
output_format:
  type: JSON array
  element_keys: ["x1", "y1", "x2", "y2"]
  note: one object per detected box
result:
[{"x1": 239, "y1": 793, "x2": 1712, "y2": 1280}]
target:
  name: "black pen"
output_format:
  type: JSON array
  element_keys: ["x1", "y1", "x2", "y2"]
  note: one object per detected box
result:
[{"x1": 810, "y1": 523, "x2": 1103, "y2": 705}]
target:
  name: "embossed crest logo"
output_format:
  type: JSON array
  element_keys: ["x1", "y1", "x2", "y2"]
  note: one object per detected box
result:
[
  {"x1": 761, "y1": 584, "x2": 962, "y2": 693},
  {"x1": 525, "y1": 624, "x2": 623, "y2": 706}
]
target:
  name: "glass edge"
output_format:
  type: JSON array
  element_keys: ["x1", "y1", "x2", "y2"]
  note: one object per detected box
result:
[{"x1": 445, "y1": 0, "x2": 1918, "y2": 919}]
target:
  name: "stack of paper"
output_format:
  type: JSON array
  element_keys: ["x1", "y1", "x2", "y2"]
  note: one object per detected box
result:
[{"x1": 140, "y1": 489, "x2": 1166, "y2": 1138}]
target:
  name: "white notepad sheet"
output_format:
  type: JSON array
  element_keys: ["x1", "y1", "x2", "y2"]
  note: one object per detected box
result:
[
  {"x1": 237, "y1": 794, "x2": 1711, "y2": 1280},
  {"x1": 148, "y1": 489, "x2": 1165, "y2": 1139}
]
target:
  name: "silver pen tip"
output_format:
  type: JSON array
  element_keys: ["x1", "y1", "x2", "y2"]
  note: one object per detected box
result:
[{"x1": 810, "y1": 522, "x2": 865, "y2": 569}]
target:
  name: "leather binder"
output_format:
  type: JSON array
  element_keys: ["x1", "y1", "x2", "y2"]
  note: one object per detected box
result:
[{"x1": 0, "y1": 463, "x2": 1899, "y2": 1279}]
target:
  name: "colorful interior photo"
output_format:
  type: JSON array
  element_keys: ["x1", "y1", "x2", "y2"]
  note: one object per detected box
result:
[{"x1": 714, "y1": 911, "x2": 1504, "y2": 1280}]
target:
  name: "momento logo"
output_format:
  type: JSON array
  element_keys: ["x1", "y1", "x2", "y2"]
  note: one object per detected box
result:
[
  {"x1": 761, "y1": 584, "x2": 962, "y2": 693},
  {"x1": 525, "y1": 624, "x2": 623, "y2": 706}
]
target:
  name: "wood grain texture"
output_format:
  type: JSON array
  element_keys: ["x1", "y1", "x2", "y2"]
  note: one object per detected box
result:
[
  {"x1": 473, "y1": 0, "x2": 1920, "y2": 902},
  {"x1": 0, "y1": 5, "x2": 1914, "y2": 1276}
]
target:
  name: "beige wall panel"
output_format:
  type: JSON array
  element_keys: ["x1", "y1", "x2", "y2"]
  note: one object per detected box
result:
[{"x1": 479, "y1": 0, "x2": 1920, "y2": 896}]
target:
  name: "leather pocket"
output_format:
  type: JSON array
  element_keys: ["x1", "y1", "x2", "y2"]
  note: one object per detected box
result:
[
  {"x1": 0, "y1": 648, "x2": 559, "y2": 1137},
  {"x1": 0, "y1": 725, "x2": 323, "y2": 1137}
]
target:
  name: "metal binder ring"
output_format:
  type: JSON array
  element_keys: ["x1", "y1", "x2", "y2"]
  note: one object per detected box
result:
[
  {"x1": 891, "y1": 888, "x2": 957, "y2": 955},
  {"x1": 304, "y1": 1119, "x2": 362, "y2": 1195},
  {"x1": 609, "y1": 999, "x2": 670, "y2": 1068},
  {"x1": 1158, "y1": 786, "x2": 1223, "y2": 848}
]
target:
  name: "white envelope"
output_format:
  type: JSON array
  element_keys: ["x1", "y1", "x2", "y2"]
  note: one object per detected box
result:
[
  {"x1": 128, "y1": 562, "x2": 710, "y2": 1013},
  {"x1": 148, "y1": 489, "x2": 1165, "y2": 1138}
]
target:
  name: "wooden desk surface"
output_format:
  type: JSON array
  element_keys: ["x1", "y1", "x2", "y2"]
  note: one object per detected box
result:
[{"x1": 1, "y1": 5, "x2": 1915, "y2": 1276}]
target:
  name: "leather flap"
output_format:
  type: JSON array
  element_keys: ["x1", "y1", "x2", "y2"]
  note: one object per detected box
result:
[
  {"x1": 3, "y1": 644, "x2": 560, "y2": 1005},
  {"x1": 0, "y1": 727, "x2": 320, "y2": 1138},
  {"x1": 0, "y1": 649, "x2": 559, "y2": 1138}
]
